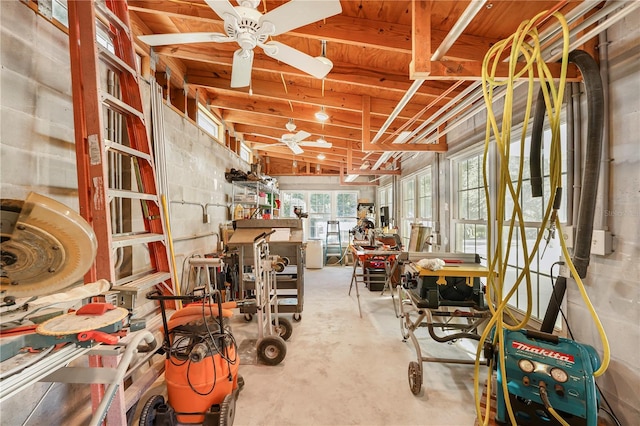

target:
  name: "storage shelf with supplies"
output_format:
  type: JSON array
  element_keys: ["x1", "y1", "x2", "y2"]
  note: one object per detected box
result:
[{"x1": 232, "y1": 180, "x2": 279, "y2": 220}]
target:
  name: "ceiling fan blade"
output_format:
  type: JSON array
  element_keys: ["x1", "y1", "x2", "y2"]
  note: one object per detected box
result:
[
  {"x1": 260, "y1": 0, "x2": 342, "y2": 36},
  {"x1": 230, "y1": 49, "x2": 254, "y2": 88},
  {"x1": 138, "y1": 32, "x2": 232, "y2": 46},
  {"x1": 299, "y1": 140, "x2": 332, "y2": 148},
  {"x1": 204, "y1": 0, "x2": 241, "y2": 20},
  {"x1": 283, "y1": 140, "x2": 304, "y2": 155},
  {"x1": 261, "y1": 41, "x2": 333, "y2": 79},
  {"x1": 292, "y1": 130, "x2": 311, "y2": 143}
]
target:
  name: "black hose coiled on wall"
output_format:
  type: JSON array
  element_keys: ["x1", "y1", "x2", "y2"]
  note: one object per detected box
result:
[{"x1": 532, "y1": 50, "x2": 604, "y2": 333}]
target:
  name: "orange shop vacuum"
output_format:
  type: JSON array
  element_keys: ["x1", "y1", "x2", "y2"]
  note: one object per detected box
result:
[{"x1": 141, "y1": 290, "x2": 245, "y2": 425}]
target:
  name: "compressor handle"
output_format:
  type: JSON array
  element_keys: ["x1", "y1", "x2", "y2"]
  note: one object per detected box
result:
[{"x1": 525, "y1": 329, "x2": 559, "y2": 344}]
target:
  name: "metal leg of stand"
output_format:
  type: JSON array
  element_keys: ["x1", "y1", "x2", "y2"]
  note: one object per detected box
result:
[{"x1": 348, "y1": 255, "x2": 362, "y2": 318}]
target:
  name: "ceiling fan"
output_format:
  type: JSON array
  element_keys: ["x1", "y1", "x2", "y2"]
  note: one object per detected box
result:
[
  {"x1": 138, "y1": 0, "x2": 342, "y2": 88},
  {"x1": 247, "y1": 120, "x2": 332, "y2": 154}
]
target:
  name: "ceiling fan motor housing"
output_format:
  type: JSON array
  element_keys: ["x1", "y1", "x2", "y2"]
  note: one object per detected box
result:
[{"x1": 224, "y1": 7, "x2": 272, "y2": 48}]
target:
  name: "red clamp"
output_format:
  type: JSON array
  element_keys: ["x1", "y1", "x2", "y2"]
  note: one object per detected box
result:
[
  {"x1": 77, "y1": 330, "x2": 119, "y2": 345},
  {"x1": 76, "y1": 303, "x2": 116, "y2": 315}
]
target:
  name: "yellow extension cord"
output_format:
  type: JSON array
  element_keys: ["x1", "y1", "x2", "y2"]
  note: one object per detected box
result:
[{"x1": 473, "y1": 10, "x2": 610, "y2": 426}]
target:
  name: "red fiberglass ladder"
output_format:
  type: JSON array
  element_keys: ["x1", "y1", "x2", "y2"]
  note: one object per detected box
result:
[
  {"x1": 66, "y1": 0, "x2": 174, "y2": 422},
  {"x1": 67, "y1": 0, "x2": 174, "y2": 303}
]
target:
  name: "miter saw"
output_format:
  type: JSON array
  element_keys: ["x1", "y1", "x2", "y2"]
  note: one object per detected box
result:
[{"x1": 0, "y1": 192, "x2": 126, "y2": 361}]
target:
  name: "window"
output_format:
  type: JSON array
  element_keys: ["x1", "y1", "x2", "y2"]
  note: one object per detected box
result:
[
  {"x1": 377, "y1": 184, "x2": 393, "y2": 228},
  {"x1": 401, "y1": 178, "x2": 415, "y2": 245},
  {"x1": 400, "y1": 168, "x2": 432, "y2": 247},
  {"x1": 309, "y1": 193, "x2": 331, "y2": 239},
  {"x1": 280, "y1": 192, "x2": 306, "y2": 219},
  {"x1": 452, "y1": 123, "x2": 569, "y2": 323},
  {"x1": 336, "y1": 193, "x2": 358, "y2": 242},
  {"x1": 502, "y1": 124, "x2": 568, "y2": 320},
  {"x1": 197, "y1": 104, "x2": 222, "y2": 141},
  {"x1": 280, "y1": 190, "x2": 359, "y2": 241},
  {"x1": 452, "y1": 152, "x2": 487, "y2": 260},
  {"x1": 239, "y1": 142, "x2": 252, "y2": 163}
]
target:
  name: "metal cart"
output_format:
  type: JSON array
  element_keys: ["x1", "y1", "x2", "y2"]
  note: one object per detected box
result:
[
  {"x1": 394, "y1": 252, "x2": 493, "y2": 395},
  {"x1": 249, "y1": 230, "x2": 289, "y2": 365},
  {"x1": 227, "y1": 219, "x2": 304, "y2": 322}
]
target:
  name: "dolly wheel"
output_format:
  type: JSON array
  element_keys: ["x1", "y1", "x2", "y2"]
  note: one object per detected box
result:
[
  {"x1": 139, "y1": 394, "x2": 166, "y2": 426},
  {"x1": 281, "y1": 257, "x2": 290, "y2": 266},
  {"x1": 257, "y1": 335, "x2": 287, "y2": 365},
  {"x1": 244, "y1": 313, "x2": 253, "y2": 322},
  {"x1": 408, "y1": 361, "x2": 423, "y2": 395},
  {"x1": 219, "y1": 393, "x2": 236, "y2": 426},
  {"x1": 292, "y1": 313, "x2": 302, "y2": 322},
  {"x1": 273, "y1": 317, "x2": 293, "y2": 341}
]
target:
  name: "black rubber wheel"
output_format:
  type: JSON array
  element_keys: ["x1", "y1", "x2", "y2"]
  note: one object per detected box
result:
[
  {"x1": 292, "y1": 312, "x2": 302, "y2": 322},
  {"x1": 219, "y1": 393, "x2": 236, "y2": 426},
  {"x1": 272, "y1": 317, "x2": 293, "y2": 341},
  {"x1": 139, "y1": 394, "x2": 165, "y2": 426},
  {"x1": 274, "y1": 262, "x2": 285, "y2": 273},
  {"x1": 256, "y1": 335, "x2": 287, "y2": 366},
  {"x1": 244, "y1": 313, "x2": 253, "y2": 322},
  {"x1": 281, "y1": 257, "x2": 290, "y2": 266},
  {"x1": 237, "y1": 374, "x2": 245, "y2": 391},
  {"x1": 408, "y1": 361, "x2": 422, "y2": 395}
]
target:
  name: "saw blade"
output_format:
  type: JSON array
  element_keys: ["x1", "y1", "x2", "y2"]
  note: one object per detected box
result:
[{"x1": 1, "y1": 192, "x2": 97, "y2": 298}]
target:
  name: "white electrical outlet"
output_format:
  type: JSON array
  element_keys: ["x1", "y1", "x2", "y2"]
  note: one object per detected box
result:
[
  {"x1": 591, "y1": 229, "x2": 613, "y2": 255},
  {"x1": 561, "y1": 225, "x2": 574, "y2": 248}
]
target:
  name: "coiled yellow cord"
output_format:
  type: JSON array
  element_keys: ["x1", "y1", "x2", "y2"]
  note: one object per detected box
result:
[{"x1": 473, "y1": 9, "x2": 610, "y2": 426}]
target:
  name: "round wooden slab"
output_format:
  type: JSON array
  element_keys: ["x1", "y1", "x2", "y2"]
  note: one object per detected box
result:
[{"x1": 35, "y1": 307, "x2": 129, "y2": 336}]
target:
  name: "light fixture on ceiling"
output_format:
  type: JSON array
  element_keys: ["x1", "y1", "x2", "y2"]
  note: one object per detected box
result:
[
  {"x1": 285, "y1": 119, "x2": 296, "y2": 132},
  {"x1": 317, "y1": 153, "x2": 326, "y2": 160},
  {"x1": 315, "y1": 40, "x2": 333, "y2": 69},
  {"x1": 315, "y1": 106, "x2": 329, "y2": 122}
]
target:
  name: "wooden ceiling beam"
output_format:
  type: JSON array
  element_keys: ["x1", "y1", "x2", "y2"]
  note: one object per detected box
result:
[
  {"x1": 152, "y1": 45, "x2": 463, "y2": 100},
  {"x1": 128, "y1": 3, "x2": 497, "y2": 61},
  {"x1": 186, "y1": 72, "x2": 443, "y2": 121},
  {"x1": 205, "y1": 93, "x2": 421, "y2": 134}
]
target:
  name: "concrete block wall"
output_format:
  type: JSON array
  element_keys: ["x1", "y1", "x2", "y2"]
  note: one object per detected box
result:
[{"x1": 564, "y1": 10, "x2": 640, "y2": 424}]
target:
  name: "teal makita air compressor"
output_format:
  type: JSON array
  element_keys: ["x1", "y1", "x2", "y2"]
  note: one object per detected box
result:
[{"x1": 495, "y1": 329, "x2": 601, "y2": 426}]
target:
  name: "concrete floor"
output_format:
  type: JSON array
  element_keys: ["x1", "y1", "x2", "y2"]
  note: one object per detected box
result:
[{"x1": 134, "y1": 265, "x2": 483, "y2": 426}]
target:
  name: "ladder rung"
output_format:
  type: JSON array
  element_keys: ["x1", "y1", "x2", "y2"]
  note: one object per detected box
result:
[
  {"x1": 105, "y1": 139, "x2": 152, "y2": 162},
  {"x1": 113, "y1": 271, "x2": 172, "y2": 292},
  {"x1": 101, "y1": 91, "x2": 145, "y2": 121},
  {"x1": 112, "y1": 232, "x2": 165, "y2": 248},
  {"x1": 108, "y1": 189, "x2": 159, "y2": 202},
  {"x1": 98, "y1": 44, "x2": 137, "y2": 79},
  {"x1": 94, "y1": 2, "x2": 131, "y2": 40}
]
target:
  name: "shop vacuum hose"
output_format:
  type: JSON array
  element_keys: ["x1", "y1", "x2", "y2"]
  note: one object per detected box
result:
[{"x1": 530, "y1": 50, "x2": 604, "y2": 333}]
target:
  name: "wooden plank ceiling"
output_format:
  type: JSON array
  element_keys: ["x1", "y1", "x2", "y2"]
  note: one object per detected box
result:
[{"x1": 128, "y1": 0, "x2": 584, "y2": 179}]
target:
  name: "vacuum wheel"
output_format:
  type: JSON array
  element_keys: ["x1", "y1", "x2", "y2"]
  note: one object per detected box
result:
[
  {"x1": 408, "y1": 361, "x2": 422, "y2": 395},
  {"x1": 256, "y1": 335, "x2": 287, "y2": 366},
  {"x1": 272, "y1": 317, "x2": 293, "y2": 341},
  {"x1": 139, "y1": 394, "x2": 168, "y2": 426},
  {"x1": 218, "y1": 393, "x2": 236, "y2": 426}
]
